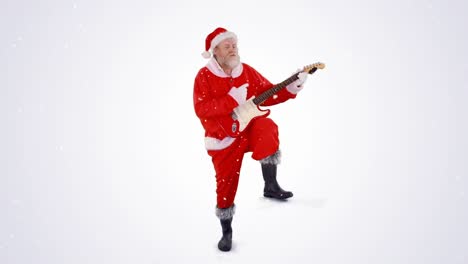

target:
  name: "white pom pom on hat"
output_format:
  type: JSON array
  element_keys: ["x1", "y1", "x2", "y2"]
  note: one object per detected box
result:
[
  {"x1": 202, "y1": 51, "x2": 211, "y2": 59},
  {"x1": 202, "y1": 27, "x2": 237, "y2": 59}
]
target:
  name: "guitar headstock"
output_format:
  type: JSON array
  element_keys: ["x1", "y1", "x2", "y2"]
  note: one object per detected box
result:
[{"x1": 303, "y1": 62, "x2": 326, "y2": 74}]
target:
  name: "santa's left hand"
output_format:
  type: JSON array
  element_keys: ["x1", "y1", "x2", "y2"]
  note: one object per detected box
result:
[
  {"x1": 286, "y1": 71, "x2": 308, "y2": 94},
  {"x1": 297, "y1": 71, "x2": 308, "y2": 86}
]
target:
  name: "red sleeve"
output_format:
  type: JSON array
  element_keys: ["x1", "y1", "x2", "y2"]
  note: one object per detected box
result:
[{"x1": 193, "y1": 69, "x2": 239, "y2": 118}]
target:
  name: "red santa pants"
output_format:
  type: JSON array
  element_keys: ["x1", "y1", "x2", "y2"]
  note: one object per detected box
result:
[{"x1": 207, "y1": 117, "x2": 279, "y2": 209}]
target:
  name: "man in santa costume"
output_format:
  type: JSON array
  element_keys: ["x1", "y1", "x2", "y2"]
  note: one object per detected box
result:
[{"x1": 193, "y1": 27, "x2": 308, "y2": 252}]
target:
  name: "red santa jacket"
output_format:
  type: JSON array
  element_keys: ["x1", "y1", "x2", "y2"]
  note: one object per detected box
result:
[{"x1": 193, "y1": 58, "x2": 297, "y2": 150}]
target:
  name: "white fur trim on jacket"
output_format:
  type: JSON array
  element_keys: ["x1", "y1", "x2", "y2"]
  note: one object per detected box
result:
[
  {"x1": 215, "y1": 204, "x2": 236, "y2": 220},
  {"x1": 205, "y1": 136, "x2": 236, "y2": 151},
  {"x1": 206, "y1": 57, "x2": 243, "y2": 78}
]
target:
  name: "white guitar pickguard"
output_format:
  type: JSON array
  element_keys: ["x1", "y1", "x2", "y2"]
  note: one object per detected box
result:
[{"x1": 233, "y1": 98, "x2": 269, "y2": 132}]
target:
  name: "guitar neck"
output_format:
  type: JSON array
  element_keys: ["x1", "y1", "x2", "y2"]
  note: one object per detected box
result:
[{"x1": 253, "y1": 68, "x2": 318, "y2": 105}]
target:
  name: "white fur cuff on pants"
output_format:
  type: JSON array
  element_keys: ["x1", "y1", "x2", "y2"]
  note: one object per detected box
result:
[
  {"x1": 260, "y1": 150, "x2": 281, "y2": 165},
  {"x1": 215, "y1": 204, "x2": 236, "y2": 220}
]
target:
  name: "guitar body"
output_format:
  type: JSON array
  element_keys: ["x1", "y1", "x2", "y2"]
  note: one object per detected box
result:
[
  {"x1": 219, "y1": 98, "x2": 270, "y2": 138},
  {"x1": 234, "y1": 98, "x2": 271, "y2": 134}
]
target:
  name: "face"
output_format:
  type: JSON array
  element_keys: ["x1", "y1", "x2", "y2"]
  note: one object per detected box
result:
[{"x1": 213, "y1": 38, "x2": 240, "y2": 69}]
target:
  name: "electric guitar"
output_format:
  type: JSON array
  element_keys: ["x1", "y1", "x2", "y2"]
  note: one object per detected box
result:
[{"x1": 218, "y1": 62, "x2": 325, "y2": 138}]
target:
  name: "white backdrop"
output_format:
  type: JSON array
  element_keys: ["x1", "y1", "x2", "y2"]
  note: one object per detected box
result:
[{"x1": 1, "y1": 0, "x2": 467, "y2": 263}]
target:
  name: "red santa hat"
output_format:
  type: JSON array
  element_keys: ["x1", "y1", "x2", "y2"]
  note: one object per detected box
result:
[{"x1": 201, "y1": 27, "x2": 238, "y2": 59}]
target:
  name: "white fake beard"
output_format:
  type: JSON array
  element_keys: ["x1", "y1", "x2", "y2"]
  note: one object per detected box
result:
[{"x1": 219, "y1": 54, "x2": 240, "y2": 69}]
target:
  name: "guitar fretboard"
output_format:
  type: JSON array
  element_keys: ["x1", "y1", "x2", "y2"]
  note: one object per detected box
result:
[{"x1": 253, "y1": 68, "x2": 317, "y2": 105}]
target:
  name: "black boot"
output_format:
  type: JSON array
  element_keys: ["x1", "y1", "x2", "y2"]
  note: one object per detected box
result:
[
  {"x1": 216, "y1": 205, "x2": 235, "y2": 252},
  {"x1": 262, "y1": 163, "x2": 293, "y2": 200},
  {"x1": 218, "y1": 217, "x2": 233, "y2": 251}
]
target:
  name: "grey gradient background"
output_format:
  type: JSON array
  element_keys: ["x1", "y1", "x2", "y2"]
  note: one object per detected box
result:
[{"x1": 1, "y1": 0, "x2": 467, "y2": 263}]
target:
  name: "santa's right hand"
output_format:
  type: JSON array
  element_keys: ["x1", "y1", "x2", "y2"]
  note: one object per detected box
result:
[{"x1": 228, "y1": 83, "x2": 248, "y2": 105}]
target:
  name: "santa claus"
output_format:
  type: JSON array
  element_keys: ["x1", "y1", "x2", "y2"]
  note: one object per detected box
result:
[{"x1": 193, "y1": 27, "x2": 309, "y2": 252}]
